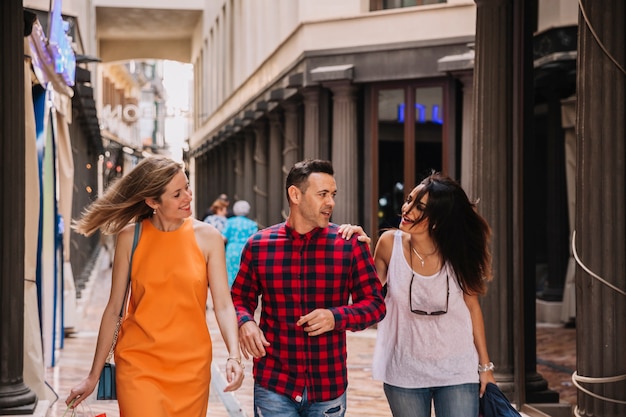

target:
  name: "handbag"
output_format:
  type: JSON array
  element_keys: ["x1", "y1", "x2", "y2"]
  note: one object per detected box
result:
[
  {"x1": 97, "y1": 222, "x2": 140, "y2": 400},
  {"x1": 96, "y1": 362, "x2": 116, "y2": 400}
]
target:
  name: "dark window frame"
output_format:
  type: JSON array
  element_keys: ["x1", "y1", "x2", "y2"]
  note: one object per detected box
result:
[{"x1": 370, "y1": 0, "x2": 447, "y2": 11}]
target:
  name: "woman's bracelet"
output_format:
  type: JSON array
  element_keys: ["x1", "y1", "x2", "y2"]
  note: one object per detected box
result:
[
  {"x1": 478, "y1": 362, "x2": 495, "y2": 373},
  {"x1": 227, "y1": 357, "x2": 245, "y2": 370}
]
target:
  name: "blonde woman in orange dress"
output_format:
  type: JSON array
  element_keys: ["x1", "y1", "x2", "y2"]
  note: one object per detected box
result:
[{"x1": 66, "y1": 156, "x2": 244, "y2": 416}]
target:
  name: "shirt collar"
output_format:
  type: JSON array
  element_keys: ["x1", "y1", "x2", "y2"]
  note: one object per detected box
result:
[{"x1": 284, "y1": 222, "x2": 323, "y2": 240}]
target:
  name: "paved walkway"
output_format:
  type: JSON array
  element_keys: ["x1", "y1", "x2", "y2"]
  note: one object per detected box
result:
[{"x1": 44, "y1": 248, "x2": 575, "y2": 417}]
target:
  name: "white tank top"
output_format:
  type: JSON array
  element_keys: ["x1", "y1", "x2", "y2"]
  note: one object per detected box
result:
[{"x1": 372, "y1": 230, "x2": 479, "y2": 388}]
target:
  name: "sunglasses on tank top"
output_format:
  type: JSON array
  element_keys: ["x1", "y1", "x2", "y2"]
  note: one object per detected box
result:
[{"x1": 409, "y1": 273, "x2": 449, "y2": 316}]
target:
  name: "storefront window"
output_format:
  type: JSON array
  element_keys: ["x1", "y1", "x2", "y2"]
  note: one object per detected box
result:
[
  {"x1": 374, "y1": 84, "x2": 445, "y2": 235},
  {"x1": 377, "y1": 89, "x2": 405, "y2": 230},
  {"x1": 414, "y1": 86, "x2": 443, "y2": 181}
]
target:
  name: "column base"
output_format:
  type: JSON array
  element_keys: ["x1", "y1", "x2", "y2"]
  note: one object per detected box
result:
[
  {"x1": 525, "y1": 371, "x2": 560, "y2": 403},
  {"x1": 0, "y1": 383, "x2": 38, "y2": 415},
  {"x1": 0, "y1": 400, "x2": 47, "y2": 417},
  {"x1": 497, "y1": 372, "x2": 560, "y2": 404}
]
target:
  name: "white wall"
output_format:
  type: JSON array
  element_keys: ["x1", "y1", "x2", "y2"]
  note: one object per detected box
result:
[
  {"x1": 298, "y1": 0, "x2": 362, "y2": 21},
  {"x1": 537, "y1": 0, "x2": 578, "y2": 32},
  {"x1": 93, "y1": 0, "x2": 204, "y2": 10}
]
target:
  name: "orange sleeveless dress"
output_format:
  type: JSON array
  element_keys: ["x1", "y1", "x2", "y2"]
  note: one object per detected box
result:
[{"x1": 115, "y1": 218, "x2": 212, "y2": 416}]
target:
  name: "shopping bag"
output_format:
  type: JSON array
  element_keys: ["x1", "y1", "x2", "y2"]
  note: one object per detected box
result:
[{"x1": 62, "y1": 398, "x2": 103, "y2": 416}]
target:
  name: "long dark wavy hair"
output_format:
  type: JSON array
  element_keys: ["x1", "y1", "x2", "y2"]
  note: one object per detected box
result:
[{"x1": 408, "y1": 172, "x2": 493, "y2": 295}]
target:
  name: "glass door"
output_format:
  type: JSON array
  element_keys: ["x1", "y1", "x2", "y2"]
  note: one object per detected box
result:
[{"x1": 373, "y1": 82, "x2": 445, "y2": 235}]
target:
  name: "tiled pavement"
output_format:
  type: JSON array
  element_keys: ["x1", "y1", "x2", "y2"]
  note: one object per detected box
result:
[{"x1": 44, "y1": 249, "x2": 576, "y2": 417}]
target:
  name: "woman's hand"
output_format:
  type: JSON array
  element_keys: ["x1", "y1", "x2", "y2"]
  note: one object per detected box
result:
[
  {"x1": 223, "y1": 357, "x2": 245, "y2": 392},
  {"x1": 338, "y1": 224, "x2": 371, "y2": 246},
  {"x1": 479, "y1": 369, "x2": 497, "y2": 397},
  {"x1": 66, "y1": 376, "x2": 98, "y2": 408}
]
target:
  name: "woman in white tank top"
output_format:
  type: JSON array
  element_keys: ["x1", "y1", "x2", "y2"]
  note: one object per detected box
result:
[{"x1": 372, "y1": 173, "x2": 496, "y2": 417}]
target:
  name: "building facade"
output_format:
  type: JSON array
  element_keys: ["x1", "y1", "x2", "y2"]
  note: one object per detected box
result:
[{"x1": 189, "y1": 0, "x2": 479, "y2": 233}]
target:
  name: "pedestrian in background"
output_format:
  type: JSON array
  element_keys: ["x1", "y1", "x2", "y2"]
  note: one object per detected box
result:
[
  {"x1": 66, "y1": 156, "x2": 244, "y2": 416},
  {"x1": 372, "y1": 172, "x2": 496, "y2": 417},
  {"x1": 222, "y1": 200, "x2": 258, "y2": 287},
  {"x1": 219, "y1": 193, "x2": 235, "y2": 218},
  {"x1": 231, "y1": 159, "x2": 386, "y2": 417},
  {"x1": 203, "y1": 197, "x2": 229, "y2": 232}
]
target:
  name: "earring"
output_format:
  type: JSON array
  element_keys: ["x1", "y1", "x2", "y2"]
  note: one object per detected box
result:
[{"x1": 153, "y1": 208, "x2": 157, "y2": 215}]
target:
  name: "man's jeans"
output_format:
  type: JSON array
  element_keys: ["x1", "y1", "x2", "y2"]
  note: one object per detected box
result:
[
  {"x1": 254, "y1": 383, "x2": 346, "y2": 417},
  {"x1": 383, "y1": 382, "x2": 479, "y2": 417}
]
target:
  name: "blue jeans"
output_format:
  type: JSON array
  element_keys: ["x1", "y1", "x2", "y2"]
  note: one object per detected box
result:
[
  {"x1": 254, "y1": 383, "x2": 346, "y2": 417},
  {"x1": 383, "y1": 383, "x2": 479, "y2": 417}
]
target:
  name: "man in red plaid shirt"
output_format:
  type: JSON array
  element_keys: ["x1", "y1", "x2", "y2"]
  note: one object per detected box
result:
[{"x1": 230, "y1": 159, "x2": 386, "y2": 417}]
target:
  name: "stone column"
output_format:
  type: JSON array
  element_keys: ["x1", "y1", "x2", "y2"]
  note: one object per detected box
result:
[
  {"x1": 282, "y1": 101, "x2": 299, "y2": 218},
  {"x1": 472, "y1": 1, "x2": 515, "y2": 397},
  {"x1": 560, "y1": 97, "x2": 576, "y2": 325},
  {"x1": 268, "y1": 111, "x2": 284, "y2": 223},
  {"x1": 208, "y1": 144, "x2": 218, "y2": 202},
  {"x1": 226, "y1": 140, "x2": 237, "y2": 199},
  {"x1": 216, "y1": 143, "x2": 227, "y2": 199},
  {"x1": 539, "y1": 88, "x2": 569, "y2": 303},
  {"x1": 234, "y1": 135, "x2": 245, "y2": 201},
  {"x1": 327, "y1": 82, "x2": 358, "y2": 225},
  {"x1": 473, "y1": 0, "x2": 557, "y2": 404},
  {"x1": 302, "y1": 87, "x2": 321, "y2": 159},
  {"x1": 197, "y1": 153, "x2": 209, "y2": 217},
  {"x1": 575, "y1": 1, "x2": 626, "y2": 415},
  {"x1": 207, "y1": 150, "x2": 216, "y2": 210},
  {"x1": 457, "y1": 72, "x2": 474, "y2": 193},
  {"x1": 0, "y1": 2, "x2": 38, "y2": 413},
  {"x1": 243, "y1": 131, "x2": 255, "y2": 215},
  {"x1": 253, "y1": 120, "x2": 268, "y2": 229}
]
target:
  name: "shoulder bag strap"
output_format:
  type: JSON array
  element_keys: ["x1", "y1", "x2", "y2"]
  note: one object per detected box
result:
[
  {"x1": 107, "y1": 222, "x2": 141, "y2": 362},
  {"x1": 118, "y1": 221, "x2": 141, "y2": 317}
]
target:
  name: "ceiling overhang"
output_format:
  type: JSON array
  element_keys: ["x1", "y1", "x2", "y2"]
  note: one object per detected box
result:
[{"x1": 96, "y1": 6, "x2": 201, "y2": 63}]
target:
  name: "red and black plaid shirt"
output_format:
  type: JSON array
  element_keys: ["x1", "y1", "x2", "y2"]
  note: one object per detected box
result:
[{"x1": 231, "y1": 222, "x2": 386, "y2": 402}]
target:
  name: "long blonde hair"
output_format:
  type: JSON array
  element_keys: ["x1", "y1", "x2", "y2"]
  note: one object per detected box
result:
[{"x1": 73, "y1": 156, "x2": 183, "y2": 236}]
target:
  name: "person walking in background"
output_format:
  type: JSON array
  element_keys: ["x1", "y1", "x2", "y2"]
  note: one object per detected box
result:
[
  {"x1": 222, "y1": 200, "x2": 258, "y2": 287},
  {"x1": 372, "y1": 172, "x2": 496, "y2": 417},
  {"x1": 218, "y1": 193, "x2": 235, "y2": 217},
  {"x1": 203, "y1": 197, "x2": 229, "y2": 232},
  {"x1": 230, "y1": 159, "x2": 386, "y2": 417},
  {"x1": 65, "y1": 156, "x2": 244, "y2": 416}
]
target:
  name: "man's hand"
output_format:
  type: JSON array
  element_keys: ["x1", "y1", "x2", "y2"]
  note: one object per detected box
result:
[
  {"x1": 239, "y1": 321, "x2": 270, "y2": 359},
  {"x1": 297, "y1": 309, "x2": 336, "y2": 336}
]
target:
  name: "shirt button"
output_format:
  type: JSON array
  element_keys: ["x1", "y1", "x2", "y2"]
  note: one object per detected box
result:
[{"x1": 295, "y1": 395, "x2": 303, "y2": 402}]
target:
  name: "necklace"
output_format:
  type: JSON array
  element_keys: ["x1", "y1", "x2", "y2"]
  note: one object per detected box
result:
[
  {"x1": 412, "y1": 247, "x2": 426, "y2": 267},
  {"x1": 410, "y1": 242, "x2": 437, "y2": 268}
]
